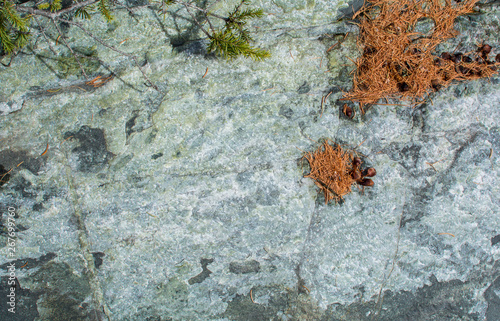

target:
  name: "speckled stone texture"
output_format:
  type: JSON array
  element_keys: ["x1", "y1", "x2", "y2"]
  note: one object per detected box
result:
[{"x1": 1, "y1": 0, "x2": 499, "y2": 320}]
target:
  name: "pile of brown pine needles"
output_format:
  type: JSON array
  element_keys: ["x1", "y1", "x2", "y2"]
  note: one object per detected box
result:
[
  {"x1": 303, "y1": 141, "x2": 356, "y2": 203},
  {"x1": 343, "y1": 0, "x2": 499, "y2": 110}
]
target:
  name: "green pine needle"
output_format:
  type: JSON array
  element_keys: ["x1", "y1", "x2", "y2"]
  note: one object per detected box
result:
[
  {"x1": 209, "y1": 0, "x2": 268, "y2": 60},
  {"x1": 98, "y1": 0, "x2": 113, "y2": 21},
  {"x1": 0, "y1": 0, "x2": 268, "y2": 62},
  {"x1": 208, "y1": 29, "x2": 269, "y2": 60},
  {"x1": 0, "y1": 26, "x2": 15, "y2": 53},
  {"x1": 37, "y1": 3, "x2": 50, "y2": 9},
  {"x1": 234, "y1": 8, "x2": 264, "y2": 21},
  {"x1": 50, "y1": 0, "x2": 62, "y2": 12},
  {"x1": 0, "y1": 0, "x2": 30, "y2": 54}
]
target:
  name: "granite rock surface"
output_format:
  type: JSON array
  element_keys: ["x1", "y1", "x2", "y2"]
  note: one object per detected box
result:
[{"x1": 1, "y1": 0, "x2": 500, "y2": 320}]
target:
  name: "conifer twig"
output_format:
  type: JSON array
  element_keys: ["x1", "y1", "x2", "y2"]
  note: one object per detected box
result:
[
  {"x1": 8, "y1": 0, "x2": 268, "y2": 87},
  {"x1": 170, "y1": 0, "x2": 226, "y2": 20}
]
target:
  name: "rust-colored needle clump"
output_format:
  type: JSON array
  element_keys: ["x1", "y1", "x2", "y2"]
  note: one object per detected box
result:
[
  {"x1": 303, "y1": 141, "x2": 356, "y2": 203},
  {"x1": 304, "y1": 141, "x2": 377, "y2": 203},
  {"x1": 343, "y1": 0, "x2": 498, "y2": 111}
]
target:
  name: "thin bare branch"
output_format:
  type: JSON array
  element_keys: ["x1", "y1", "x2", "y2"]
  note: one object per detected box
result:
[
  {"x1": 56, "y1": 17, "x2": 159, "y2": 90},
  {"x1": 50, "y1": 18, "x2": 89, "y2": 79},
  {"x1": 182, "y1": 3, "x2": 212, "y2": 38}
]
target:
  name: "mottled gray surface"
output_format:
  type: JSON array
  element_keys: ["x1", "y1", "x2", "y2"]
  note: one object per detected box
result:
[{"x1": 1, "y1": 0, "x2": 500, "y2": 320}]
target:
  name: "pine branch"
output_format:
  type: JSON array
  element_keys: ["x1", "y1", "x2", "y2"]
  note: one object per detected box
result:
[
  {"x1": 98, "y1": 0, "x2": 113, "y2": 21},
  {"x1": 5, "y1": 0, "x2": 269, "y2": 89},
  {"x1": 0, "y1": 0, "x2": 30, "y2": 53},
  {"x1": 169, "y1": 0, "x2": 226, "y2": 20},
  {"x1": 14, "y1": 0, "x2": 158, "y2": 89},
  {"x1": 0, "y1": 26, "x2": 15, "y2": 53},
  {"x1": 49, "y1": 0, "x2": 62, "y2": 12},
  {"x1": 176, "y1": 0, "x2": 269, "y2": 60},
  {"x1": 208, "y1": 29, "x2": 269, "y2": 60},
  {"x1": 3, "y1": 0, "x2": 28, "y2": 29}
]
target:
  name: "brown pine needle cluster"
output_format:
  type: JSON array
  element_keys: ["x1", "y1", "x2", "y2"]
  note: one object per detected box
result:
[
  {"x1": 303, "y1": 141, "x2": 356, "y2": 203},
  {"x1": 343, "y1": 0, "x2": 499, "y2": 110}
]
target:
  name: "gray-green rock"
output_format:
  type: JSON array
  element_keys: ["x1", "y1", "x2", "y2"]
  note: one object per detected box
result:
[{"x1": 0, "y1": 0, "x2": 499, "y2": 320}]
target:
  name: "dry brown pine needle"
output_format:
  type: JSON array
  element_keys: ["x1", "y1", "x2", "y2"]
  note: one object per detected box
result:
[
  {"x1": 343, "y1": 0, "x2": 499, "y2": 110},
  {"x1": 303, "y1": 141, "x2": 356, "y2": 203}
]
